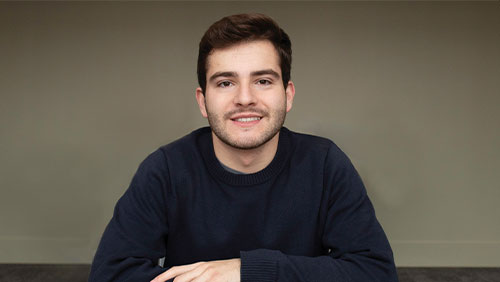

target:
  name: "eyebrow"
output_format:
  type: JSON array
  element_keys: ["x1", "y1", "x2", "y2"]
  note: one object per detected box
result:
[
  {"x1": 208, "y1": 71, "x2": 237, "y2": 83},
  {"x1": 208, "y1": 69, "x2": 281, "y2": 83}
]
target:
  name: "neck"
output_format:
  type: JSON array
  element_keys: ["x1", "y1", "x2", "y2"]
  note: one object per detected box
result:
[{"x1": 212, "y1": 132, "x2": 280, "y2": 174}]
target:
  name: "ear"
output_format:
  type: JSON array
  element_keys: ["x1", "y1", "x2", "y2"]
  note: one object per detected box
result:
[
  {"x1": 195, "y1": 87, "x2": 208, "y2": 118},
  {"x1": 285, "y1": 81, "x2": 295, "y2": 113}
]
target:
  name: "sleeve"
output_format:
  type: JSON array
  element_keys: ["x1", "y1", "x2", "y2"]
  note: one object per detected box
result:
[
  {"x1": 239, "y1": 144, "x2": 399, "y2": 282},
  {"x1": 89, "y1": 149, "x2": 170, "y2": 282}
]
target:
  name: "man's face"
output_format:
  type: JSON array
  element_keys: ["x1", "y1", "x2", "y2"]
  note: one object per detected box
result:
[{"x1": 196, "y1": 40, "x2": 295, "y2": 150}]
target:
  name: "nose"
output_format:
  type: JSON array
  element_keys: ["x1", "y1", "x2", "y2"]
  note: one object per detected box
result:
[{"x1": 233, "y1": 82, "x2": 257, "y2": 107}]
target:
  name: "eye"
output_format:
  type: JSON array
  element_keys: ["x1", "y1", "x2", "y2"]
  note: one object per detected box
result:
[
  {"x1": 217, "y1": 81, "x2": 233, "y2": 88},
  {"x1": 257, "y1": 79, "x2": 272, "y2": 85}
]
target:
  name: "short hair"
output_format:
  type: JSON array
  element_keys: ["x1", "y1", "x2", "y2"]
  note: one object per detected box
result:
[{"x1": 197, "y1": 13, "x2": 292, "y2": 95}]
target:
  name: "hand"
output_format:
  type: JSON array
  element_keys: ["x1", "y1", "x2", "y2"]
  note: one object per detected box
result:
[{"x1": 151, "y1": 258, "x2": 241, "y2": 282}]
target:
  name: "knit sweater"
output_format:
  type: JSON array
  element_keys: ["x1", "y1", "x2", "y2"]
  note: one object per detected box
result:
[{"x1": 89, "y1": 127, "x2": 398, "y2": 282}]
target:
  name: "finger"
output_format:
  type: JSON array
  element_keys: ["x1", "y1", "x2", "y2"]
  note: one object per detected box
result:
[
  {"x1": 191, "y1": 267, "x2": 218, "y2": 282},
  {"x1": 151, "y1": 262, "x2": 203, "y2": 282},
  {"x1": 170, "y1": 264, "x2": 209, "y2": 282}
]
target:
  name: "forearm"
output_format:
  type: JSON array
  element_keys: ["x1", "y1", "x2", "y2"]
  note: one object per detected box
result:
[
  {"x1": 89, "y1": 150, "x2": 170, "y2": 282},
  {"x1": 89, "y1": 255, "x2": 165, "y2": 282},
  {"x1": 89, "y1": 220, "x2": 167, "y2": 282},
  {"x1": 240, "y1": 248, "x2": 398, "y2": 282}
]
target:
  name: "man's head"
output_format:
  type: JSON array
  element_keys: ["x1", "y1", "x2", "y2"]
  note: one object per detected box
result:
[
  {"x1": 197, "y1": 13, "x2": 292, "y2": 95},
  {"x1": 195, "y1": 13, "x2": 295, "y2": 151}
]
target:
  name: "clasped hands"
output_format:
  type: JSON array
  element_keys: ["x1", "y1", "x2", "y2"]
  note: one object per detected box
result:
[{"x1": 151, "y1": 258, "x2": 241, "y2": 282}]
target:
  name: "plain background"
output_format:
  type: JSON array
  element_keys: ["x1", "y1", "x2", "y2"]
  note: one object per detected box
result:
[{"x1": 1, "y1": 1, "x2": 499, "y2": 267}]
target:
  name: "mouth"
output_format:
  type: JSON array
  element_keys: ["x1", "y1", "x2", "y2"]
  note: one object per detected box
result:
[
  {"x1": 232, "y1": 117, "x2": 261, "y2": 122},
  {"x1": 230, "y1": 114, "x2": 263, "y2": 127}
]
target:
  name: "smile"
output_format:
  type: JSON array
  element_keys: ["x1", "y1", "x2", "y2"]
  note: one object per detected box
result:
[{"x1": 234, "y1": 117, "x2": 261, "y2": 122}]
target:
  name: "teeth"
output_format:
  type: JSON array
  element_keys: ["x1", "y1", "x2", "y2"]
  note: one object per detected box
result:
[{"x1": 235, "y1": 117, "x2": 261, "y2": 122}]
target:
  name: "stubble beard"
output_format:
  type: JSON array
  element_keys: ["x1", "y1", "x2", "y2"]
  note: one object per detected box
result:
[{"x1": 205, "y1": 104, "x2": 287, "y2": 150}]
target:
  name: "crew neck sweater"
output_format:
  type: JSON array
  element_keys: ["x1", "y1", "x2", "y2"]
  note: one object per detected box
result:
[{"x1": 89, "y1": 127, "x2": 398, "y2": 282}]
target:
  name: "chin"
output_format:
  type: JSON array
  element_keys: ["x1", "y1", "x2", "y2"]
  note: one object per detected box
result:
[{"x1": 230, "y1": 131, "x2": 279, "y2": 150}]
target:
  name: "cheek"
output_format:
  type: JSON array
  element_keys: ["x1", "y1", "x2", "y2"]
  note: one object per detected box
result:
[
  {"x1": 265, "y1": 95, "x2": 287, "y2": 109},
  {"x1": 205, "y1": 96, "x2": 228, "y2": 114}
]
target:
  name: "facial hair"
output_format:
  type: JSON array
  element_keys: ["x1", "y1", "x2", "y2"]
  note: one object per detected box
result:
[{"x1": 205, "y1": 101, "x2": 287, "y2": 150}]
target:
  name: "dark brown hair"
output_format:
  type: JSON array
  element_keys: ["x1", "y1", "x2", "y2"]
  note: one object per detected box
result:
[{"x1": 197, "y1": 13, "x2": 292, "y2": 94}]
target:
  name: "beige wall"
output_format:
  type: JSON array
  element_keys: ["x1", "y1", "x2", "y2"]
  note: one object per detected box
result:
[{"x1": 1, "y1": 2, "x2": 499, "y2": 266}]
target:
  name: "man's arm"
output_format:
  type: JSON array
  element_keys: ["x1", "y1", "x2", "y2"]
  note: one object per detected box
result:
[
  {"x1": 89, "y1": 150, "x2": 169, "y2": 282},
  {"x1": 240, "y1": 145, "x2": 397, "y2": 281}
]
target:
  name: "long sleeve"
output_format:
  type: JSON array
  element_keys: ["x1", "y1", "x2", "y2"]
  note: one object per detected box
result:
[
  {"x1": 239, "y1": 144, "x2": 398, "y2": 282},
  {"x1": 89, "y1": 150, "x2": 169, "y2": 282}
]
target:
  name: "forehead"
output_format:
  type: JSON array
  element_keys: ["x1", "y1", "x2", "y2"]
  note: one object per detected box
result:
[{"x1": 206, "y1": 40, "x2": 281, "y2": 76}]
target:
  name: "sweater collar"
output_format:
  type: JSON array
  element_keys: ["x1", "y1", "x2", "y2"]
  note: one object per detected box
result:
[{"x1": 197, "y1": 126, "x2": 291, "y2": 186}]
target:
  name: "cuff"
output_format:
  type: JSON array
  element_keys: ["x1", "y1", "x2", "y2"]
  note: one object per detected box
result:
[{"x1": 240, "y1": 249, "x2": 278, "y2": 282}]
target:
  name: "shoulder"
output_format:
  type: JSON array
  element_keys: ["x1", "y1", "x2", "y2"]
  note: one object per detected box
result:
[
  {"x1": 160, "y1": 127, "x2": 208, "y2": 152},
  {"x1": 138, "y1": 127, "x2": 211, "y2": 176},
  {"x1": 129, "y1": 128, "x2": 210, "y2": 190},
  {"x1": 286, "y1": 129, "x2": 368, "y2": 199},
  {"x1": 285, "y1": 127, "x2": 347, "y2": 164},
  {"x1": 133, "y1": 127, "x2": 208, "y2": 172},
  {"x1": 156, "y1": 127, "x2": 209, "y2": 160}
]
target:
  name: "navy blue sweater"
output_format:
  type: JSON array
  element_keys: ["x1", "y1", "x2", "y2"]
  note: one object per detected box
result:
[{"x1": 89, "y1": 127, "x2": 398, "y2": 282}]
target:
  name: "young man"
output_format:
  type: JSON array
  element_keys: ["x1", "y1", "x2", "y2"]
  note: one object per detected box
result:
[{"x1": 89, "y1": 13, "x2": 399, "y2": 282}]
